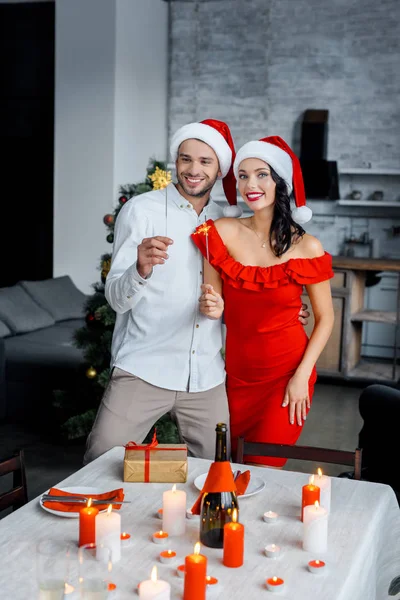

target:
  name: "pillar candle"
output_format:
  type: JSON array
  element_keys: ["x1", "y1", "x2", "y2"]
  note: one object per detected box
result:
[
  {"x1": 95, "y1": 505, "x2": 121, "y2": 563},
  {"x1": 183, "y1": 542, "x2": 207, "y2": 600},
  {"x1": 162, "y1": 484, "x2": 186, "y2": 536},
  {"x1": 303, "y1": 501, "x2": 328, "y2": 553},
  {"x1": 79, "y1": 499, "x2": 99, "y2": 547},
  {"x1": 301, "y1": 475, "x2": 320, "y2": 522},
  {"x1": 139, "y1": 565, "x2": 171, "y2": 600},
  {"x1": 223, "y1": 508, "x2": 244, "y2": 568},
  {"x1": 316, "y1": 468, "x2": 331, "y2": 513}
]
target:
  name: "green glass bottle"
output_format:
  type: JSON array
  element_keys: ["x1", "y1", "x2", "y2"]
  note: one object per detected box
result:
[{"x1": 199, "y1": 423, "x2": 239, "y2": 549}]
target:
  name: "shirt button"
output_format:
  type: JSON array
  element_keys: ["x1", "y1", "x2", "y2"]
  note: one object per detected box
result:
[
  {"x1": 180, "y1": 204, "x2": 184, "y2": 208},
  {"x1": 200, "y1": 271, "x2": 202, "y2": 275},
  {"x1": 127, "y1": 295, "x2": 131, "y2": 299},
  {"x1": 196, "y1": 324, "x2": 199, "y2": 328},
  {"x1": 138, "y1": 282, "x2": 143, "y2": 285},
  {"x1": 187, "y1": 204, "x2": 191, "y2": 208},
  {"x1": 192, "y1": 350, "x2": 195, "y2": 354}
]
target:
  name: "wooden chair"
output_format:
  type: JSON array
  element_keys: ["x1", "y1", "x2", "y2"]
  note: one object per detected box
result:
[
  {"x1": 0, "y1": 449, "x2": 29, "y2": 513},
  {"x1": 235, "y1": 438, "x2": 363, "y2": 480}
]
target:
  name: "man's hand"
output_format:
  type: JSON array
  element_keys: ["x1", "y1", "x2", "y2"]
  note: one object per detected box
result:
[
  {"x1": 298, "y1": 302, "x2": 310, "y2": 326},
  {"x1": 199, "y1": 284, "x2": 224, "y2": 320},
  {"x1": 137, "y1": 236, "x2": 173, "y2": 279}
]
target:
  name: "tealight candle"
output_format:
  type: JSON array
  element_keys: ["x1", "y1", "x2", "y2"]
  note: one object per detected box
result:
[
  {"x1": 152, "y1": 530, "x2": 169, "y2": 545},
  {"x1": 121, "y1": 532, "x2": 132, "y2": 547},
  {"x1": 264, "y1": 543, "x2": 281, "y2": 559},
  {"x1": 159, "y1": 549, "x2": 177, "y2": 564},
  {"x1": 95, "y1": 504, "x2": 121, "y2": 563},
  {"x1": 308, "y1": 559, "x2": 326, "y2": 574},
  {"x1": 205, "y1": 576, "x2": 218, "y2": 596},
  {"x1": 265, "y1": 576, "x2": 285, "y2": 593},
  {"x1": 79, "y1": 498, "x2": 99, "y2": 547},
  {"x1": 157, "y1": 509, "x2": 163, "y2": 520},
  {"x1": 301, "y1": 475, "x2": 320, "y2": 522},
  {"x1": 316, "y1": 468, "x2": 331, "y2": 513},
  {"x1": 263, "y1": 510, "x2": 278, "y2": 524},
  {"x1": 139, "y1": 565, "x2": 171, "y2": 599},
  {"x1": 176, "y1": 564, "x2": 185, "y2": 578},
  {"x1": 162, "y1": 485, "x2": 186, "y2": 536},
  {"x1": 108, "y1": 582, "x2": 117, "y2": 596}
]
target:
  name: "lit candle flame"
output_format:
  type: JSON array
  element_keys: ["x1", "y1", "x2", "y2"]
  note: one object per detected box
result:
[
  {"x1": 167, "y1": 549, "x2": 172, "y2": 555},
  {"x1": 271, "y1": 544, "x2": 276, "y2": 550},
  {"x1": 194, "y1": 542, "x2": 201, "y2": 555},
  {"x1": 206, "y1": 576, "x2": 211, "y2": 582},
  {"x1": 315, "y1": 560, "x2": 320, "y2": 565},
  {"x1": 309, "y1": 474, "x2": 315, "y2": 485},
  {"x1": 314, "y1": 501, "x2": 320, "y2": 509},
  {"x1": 172, "y1": 484, "x2": 176, "y2": 493},
  {"x1": 87, "y1": 498, "x2": 92, "y2": 508},
  {"x1": 151, "y1": 565, "x2": 158, "y2": 582},
  {"x1": 107, "y1": 504, "x2": 113, "y2": 515},
  {"x1": 317, "y1": 468, "x2": 323, "y2": 477},
  {"x1": 272, "y1": 576, "x2": 278, "y2": 583},
  {"x1": 108, "y1": 560, "x2": 112, "y2": 573},
  {"x1": 232, "y1": 508, "x2": 238, "y2": 523},
  {"x1": 159, "y1": 530, "x2": 164, "y2": 535}
]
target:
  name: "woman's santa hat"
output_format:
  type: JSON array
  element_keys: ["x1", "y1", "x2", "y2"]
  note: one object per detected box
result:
[
  {"x1": 233, "y1": 135, "x2": 313, "y2": 224},
  {"x1": 170, "y1": 118, "x2": 242, "y2": 217}
]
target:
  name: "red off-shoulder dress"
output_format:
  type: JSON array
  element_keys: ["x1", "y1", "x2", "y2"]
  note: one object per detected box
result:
[{"x1": 191, "y1": 219, "x2": 334, "y2": 466}]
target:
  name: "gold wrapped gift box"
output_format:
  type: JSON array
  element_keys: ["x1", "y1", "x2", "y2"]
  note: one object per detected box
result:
[{"x1": 123, "y1": 443, "x2": 188, "y2": 483}]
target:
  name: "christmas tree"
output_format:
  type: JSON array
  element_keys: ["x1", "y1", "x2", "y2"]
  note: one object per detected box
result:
[{"x1": 59, "y1": 160, "x2": 179, "y2": 444}]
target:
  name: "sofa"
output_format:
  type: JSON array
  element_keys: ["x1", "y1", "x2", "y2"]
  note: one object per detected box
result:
[{"x1": 0, "y1": 276, "x2": 87, "y2": 422}]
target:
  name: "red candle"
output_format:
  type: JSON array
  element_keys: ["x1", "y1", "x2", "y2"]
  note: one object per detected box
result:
[
  {"x1": 177, "y1": 564, "x2": 185, "y2": 578},
  {"x1": 301, "y1": 475, "x2": 320, "y2": 522},
  {"x1": 183, "y1": 542, "x2": 207, "y2": 600},
  {"x1": 308, "y1": 559, "x2": 326, "y2": 574},
  {"x1": 206, "y1": 575, "x2": 218, "y2": 585},
  {"x1": 223, "y1": 508, "x2": 244, "y2": 568},
  {"x1": 159, "y1": 549, "x2": 176, "y2": 564},
  {"x1": 79, "y1": 498, "x2": 99, "y2": 547},
  {"x1": 152, "y1": 530, "x2": 169, "y2": 544},
  {"x1": 265, "y1": 576, "x2": 285, "y2": 592}
]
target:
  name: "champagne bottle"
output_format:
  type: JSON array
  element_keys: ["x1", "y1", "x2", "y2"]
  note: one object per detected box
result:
[{"x1": 199, "y1": 423, "x2": 239, "y2": 548}]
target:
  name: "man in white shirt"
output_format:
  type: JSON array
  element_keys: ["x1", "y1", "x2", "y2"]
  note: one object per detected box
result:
[{"x1": 83, "y1": 119, "x2": 308, "y2": 463}]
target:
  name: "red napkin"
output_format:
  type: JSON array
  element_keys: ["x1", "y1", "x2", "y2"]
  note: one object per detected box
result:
[
  {"x1": 42, "y1": 487, "x2": 125, "y2": 513},
  {"x1": 191, "y1": 463, "x2": 251, "y2": 515}
]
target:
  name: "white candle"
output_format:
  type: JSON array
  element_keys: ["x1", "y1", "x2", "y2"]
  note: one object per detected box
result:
[
  {"x1": 303, "y1": 501, "x2": 328, "y2": 554},
  {"x1": 162, "y1": 484, "x2": 186, "y2": 536},
  {"x1": 316, "y1": 468, "x2": 331, "y2": 513},
  {"x1": 264, "y1": 543, "x2": 281, "y2": 558},
  {"x1": 95, "y1": 505, "x2": 121, "y2": 563},
  {"x1": 263, "y1": 510, "x2": 278, "y2": 523},
  {"x1": 139, "y1": 566, "x2": 171, "y2": 600}
]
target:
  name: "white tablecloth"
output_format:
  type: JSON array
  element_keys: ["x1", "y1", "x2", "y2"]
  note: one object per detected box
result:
[{"x1": 0, "y1": 447, "x2": 399, "y2": 599}]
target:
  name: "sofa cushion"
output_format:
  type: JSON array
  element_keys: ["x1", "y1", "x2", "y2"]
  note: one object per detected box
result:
[
  {"x1": 19, "y1": 276, "x2": 87, "y2": 322},
  {"x1": 0, "y1": 320, "x2": 12, "y2": 338},
  {"x1": 0, "y1": 285, "x2": 55, "y2": 334}
]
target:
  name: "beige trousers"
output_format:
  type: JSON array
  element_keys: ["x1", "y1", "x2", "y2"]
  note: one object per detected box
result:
[{"x1": 83, "y1": 368, "x2": 230, "y2": 465}]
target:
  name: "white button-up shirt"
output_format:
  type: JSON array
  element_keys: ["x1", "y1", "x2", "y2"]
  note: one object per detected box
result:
[{"x1": 105, "y1": 183, "x2": 226, "y2": 392}]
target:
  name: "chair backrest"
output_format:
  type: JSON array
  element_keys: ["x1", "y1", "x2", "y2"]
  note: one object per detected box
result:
[
  {"x1": 235, "y1": 438, "x2": 362, "y2": 480},
  {"x1": 0, "y1": 449, "x2": 28, "y2": 513}
]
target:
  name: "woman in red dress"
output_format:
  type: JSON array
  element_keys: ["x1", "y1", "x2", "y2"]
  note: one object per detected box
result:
[{"x1": 191, "y1": 136, "x2": 334, "y2": 466}]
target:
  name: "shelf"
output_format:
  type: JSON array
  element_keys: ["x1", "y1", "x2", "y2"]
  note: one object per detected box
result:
[
  {"x1": 351, "y1": 310, "x2": 397, "y2": 325},
  {"x1": 337, "y1": 200, "x2": 400, "y2": 207},
  {"x1": 348, "y1": 359, "x2": 398, "y2": 382},
  {"x1": 339, "y1": 168, "x2": 400, "y2": 175}
]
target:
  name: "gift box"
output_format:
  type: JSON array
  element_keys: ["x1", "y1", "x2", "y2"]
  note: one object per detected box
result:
[{"x1": 123, "y1": 434, "x2": 188, "y2": 483}]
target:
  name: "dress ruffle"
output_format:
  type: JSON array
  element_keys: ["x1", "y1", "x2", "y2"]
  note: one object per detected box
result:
[{"x1": 191, "y1": 219, "x2": 334, "y2": 291}]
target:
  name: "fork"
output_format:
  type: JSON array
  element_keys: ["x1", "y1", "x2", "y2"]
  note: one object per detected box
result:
[{"x1": 41, "y1": 494, "x2": 126, "y2": 504}]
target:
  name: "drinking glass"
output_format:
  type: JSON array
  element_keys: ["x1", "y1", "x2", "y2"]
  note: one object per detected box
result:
[
  {"x1": 78, "y1": 543, "x2": 112, "y2": 600},
  {"x1": 36, "y1": 539, "x2": 70, "y2": 600}
]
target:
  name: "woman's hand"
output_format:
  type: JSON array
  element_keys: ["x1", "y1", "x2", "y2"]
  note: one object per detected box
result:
[
  {"x1": 282, "y1": 373, "x2": 311, "y2": 426},
  {"x1": 199, "y1": 283, "x2": 224, "y2": 320}
]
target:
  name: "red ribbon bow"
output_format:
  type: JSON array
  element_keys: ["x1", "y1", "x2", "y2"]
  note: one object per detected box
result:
[{"x1": 125, "y1": 431, "x2": 158, "y2": 482}]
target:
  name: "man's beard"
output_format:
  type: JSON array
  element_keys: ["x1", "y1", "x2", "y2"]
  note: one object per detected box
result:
[{"x1": 177, "y1": 172, "x2": 218, "y2": 198}]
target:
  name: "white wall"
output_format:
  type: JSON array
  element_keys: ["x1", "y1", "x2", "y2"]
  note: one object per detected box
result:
[{"x1": 54, "y1": 0, "x2": 168, "y2": 293}]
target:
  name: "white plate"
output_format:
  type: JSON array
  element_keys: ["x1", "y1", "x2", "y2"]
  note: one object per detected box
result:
[
  {"x1": 193, "y1": 473, "x2": 265, "y2": 499},
  {"x1": 40, "y1": 487, "x2": 110, "y2": 518}
]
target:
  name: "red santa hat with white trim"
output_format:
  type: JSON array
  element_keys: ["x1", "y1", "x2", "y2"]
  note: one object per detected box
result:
[
  {"x1": 170, "y1": 118, "x2": 242, "y2": 217},
  {"x1": 233, "y1": 135, "x2": 313, "y2": 224}
]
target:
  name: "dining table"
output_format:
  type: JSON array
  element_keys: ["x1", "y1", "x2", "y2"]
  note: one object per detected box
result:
[{"x1": 0, "y1": 446, "x2": 399, "y2": 599}]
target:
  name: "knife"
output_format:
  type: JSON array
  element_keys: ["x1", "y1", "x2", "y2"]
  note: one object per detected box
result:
[{"x1": 41, "y1": 496, "x2": 131, "y2": 505}]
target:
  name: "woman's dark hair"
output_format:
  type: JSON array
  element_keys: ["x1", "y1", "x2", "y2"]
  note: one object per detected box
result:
[{"x1": 269, "y1": 167, "x2": 305, "y2": 257}]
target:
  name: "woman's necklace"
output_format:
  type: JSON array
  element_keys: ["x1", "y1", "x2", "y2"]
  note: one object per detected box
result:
[{"x1": 248, "y1": 217, "x2": 268, "y2": 249}]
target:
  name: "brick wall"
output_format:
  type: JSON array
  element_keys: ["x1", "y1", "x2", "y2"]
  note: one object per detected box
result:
[{"x1": 169, "y1": 0, "x2": 400, "y2": 169}]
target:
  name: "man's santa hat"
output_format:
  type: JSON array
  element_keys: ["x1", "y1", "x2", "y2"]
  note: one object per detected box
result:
[
  {"x1": 170, "y1": 118, "x2": 242, "y2": 217},
  {"x1": 233, "y1": 136, "x2": 312, "y2": 224}
]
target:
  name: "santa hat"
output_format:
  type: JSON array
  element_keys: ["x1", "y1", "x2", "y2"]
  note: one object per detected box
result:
[
  {"x1": 233, "y1": 135, "x2": 312, "y2": 224},
  {"x1": 170, "y1": 118, "x2": 242, "y2": 217}
]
